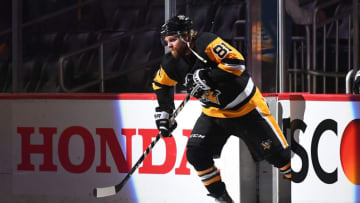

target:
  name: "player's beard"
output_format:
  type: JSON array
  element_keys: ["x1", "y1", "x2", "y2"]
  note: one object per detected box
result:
[{"x1": 170, "y1": 43, "x2": 187, "y2": 59}]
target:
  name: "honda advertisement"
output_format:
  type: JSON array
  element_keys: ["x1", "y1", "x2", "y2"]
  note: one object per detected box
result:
[{"x1": 0, "y1": 93, "x2": 359, "y2": 202}]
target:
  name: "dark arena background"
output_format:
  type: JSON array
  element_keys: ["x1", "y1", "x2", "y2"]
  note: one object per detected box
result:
[{"x1": 0, "y1": 0, "x2": 359, "y2": 203}]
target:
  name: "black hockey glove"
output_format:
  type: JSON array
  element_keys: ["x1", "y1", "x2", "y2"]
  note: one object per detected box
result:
[
  {"x1": 184, "y1": 69, "x2": 214, "y2": 99},
  {"x1": 353, "y1": 70, "x2": 360, "y2": 94},
  {"x1": 154, "y1": 107, "x2": 177, "y2": 137}
]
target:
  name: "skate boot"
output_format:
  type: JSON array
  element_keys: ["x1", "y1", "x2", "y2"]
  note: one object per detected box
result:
[{"x1": 209, "y1": 190, "x2": 234, "y2": 203}]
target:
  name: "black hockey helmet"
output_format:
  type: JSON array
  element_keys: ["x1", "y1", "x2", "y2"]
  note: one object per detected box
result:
[
  {"x1": 160, "y1": 15, "x2": 195, "y2": 46},
  {"x1": 161, "y1": 15, "x2": 194, "y2": 37}
]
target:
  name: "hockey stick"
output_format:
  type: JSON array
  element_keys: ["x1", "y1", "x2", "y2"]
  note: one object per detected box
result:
[{"x1": 93, "y1": 93, "x2": 191, "y2": 198}]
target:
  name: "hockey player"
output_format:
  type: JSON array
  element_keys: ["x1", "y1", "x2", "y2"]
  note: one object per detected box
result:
[{"x1": 152, "y1": 15, "x2": 291, "y2": 203}]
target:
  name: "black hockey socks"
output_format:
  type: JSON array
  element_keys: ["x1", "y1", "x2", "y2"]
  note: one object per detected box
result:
[{"x1": 279, "y1": 162, "x2": 292, "y2": 179}]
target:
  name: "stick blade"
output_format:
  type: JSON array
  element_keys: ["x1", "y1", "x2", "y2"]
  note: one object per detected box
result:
[{"x1": 93, "y1": 186, "x2": 116, "y2": 198}]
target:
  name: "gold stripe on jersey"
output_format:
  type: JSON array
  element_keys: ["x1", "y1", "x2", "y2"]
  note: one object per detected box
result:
[
  {"x1": 202, "y1": 88, "x2": 266, "y2": 118},
  {"x1": 267, "y1": 114, "x2": 289, "y2": 148},
  {"x1": 205, "y1": 37, "x2": 245, "y2": 76},
  {"x1": 255, "y1": 106, "x2": 289, "y2": 148},
  {"x1": 153, "y1": 66, "x2": 178, "y2": 88},
  {"x1": 152, "y1": 83, "x2": 161, "y2": 90}
]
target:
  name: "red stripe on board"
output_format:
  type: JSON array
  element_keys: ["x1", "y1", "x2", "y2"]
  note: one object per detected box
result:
[
  {"x1": 0, "y1": 93, "x2": 359, "y2": 101},
  {"x1": 0, "y1": 93, "x2": 154, "y2": 100},
  {"x1": 0, "y1": 93, "x2": 195, "y2": 100},
  {"x1": 275, "y1": 93, "x2": 360, "y2": 101},
  {"x1": 263, "y1": 92, "x2": 311, "y2": 100}
]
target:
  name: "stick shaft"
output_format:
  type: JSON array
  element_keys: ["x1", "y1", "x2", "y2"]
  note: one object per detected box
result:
[
  {"x1": 113, "y1": 94, "x2": 191, "y2": 193},
  {"x1": 115, "y1": 134, "x2": 161, "y2": 192}
]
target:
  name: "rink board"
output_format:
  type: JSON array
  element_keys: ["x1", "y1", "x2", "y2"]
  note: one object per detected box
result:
[
  {"x1": 0, "y1": 93, "x2": 239, "y2": 203},
  {"x1": 0, "y1": 93, "x2": 360, "y2": 203},
  {"x1": 278, "y1": 94, "x2": 360, "y2": 203}
]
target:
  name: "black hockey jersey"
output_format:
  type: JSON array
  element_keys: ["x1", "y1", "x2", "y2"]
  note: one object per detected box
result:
[{"x1": 153, "y1": 32, "x2": 269, "y2": 118}]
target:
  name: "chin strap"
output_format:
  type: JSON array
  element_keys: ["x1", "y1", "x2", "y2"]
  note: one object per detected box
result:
[{"x1": 178, "y1": 32, "x2": 208, "y2": 64}]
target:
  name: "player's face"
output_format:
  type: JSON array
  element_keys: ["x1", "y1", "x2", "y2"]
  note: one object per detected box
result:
[{"x1": 163, "y1": 35, "x2": 187, "y2": 59}]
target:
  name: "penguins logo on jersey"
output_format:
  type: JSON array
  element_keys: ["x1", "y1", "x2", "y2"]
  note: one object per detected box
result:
[
  {"x1": 199, "y1": 89, "x2": 221, "y2": 105},
  {"x1": 261, "y1": 139, "x2": 272, "y2": 150}
]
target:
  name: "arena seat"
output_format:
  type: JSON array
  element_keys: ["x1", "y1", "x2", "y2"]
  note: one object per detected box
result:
[
  {"x1": 118, "y1": 29, "x2": 163, "y2": 73},
  {"x1": 117, "y1": 29, "x2": 163, "y2": 92},
  {"x1": 144, "y1": 0, "x2": 187, "y2": 29},
  {"x1": 38, "y1": 32, "x2": 67, "y2": 57},
  {"x1": 0, "y1": 61, "x2": 11, "y2": 92},
  {"x1": 62, "y1": 32, "x2": 96, "y2": 53},
  {"x1": 22, "y1": 59, "x2": 43, "y2": 92},
  {"x1": 211, "y1": 1, "x2": 245, "y2": 42},
  {"x1": 103, "y1": 34, "x2": 133, "y2": 73},
  {"x1": 35, "y1": 59, "x2": 60, "y2": 92},
  {"x1": 185, "y1": 0, "x2": 218, "y2": 32},
  {"x1": 144, "y1": 2, "x2": 165, "y2": 29},
  {"x1": 110, "y1": 7, "x2": 143, "y2": 32}
]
